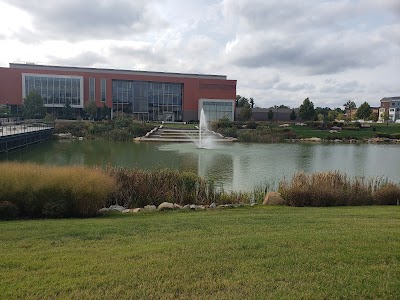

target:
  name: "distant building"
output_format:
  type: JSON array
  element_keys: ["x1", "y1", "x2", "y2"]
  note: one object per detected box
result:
[
  {"x1": 0, "y1": 63, "x2": 236, "y2": 122},
  {"x1": 236, "y1": 107, "x2": 300, "y2": 122},
  {"x1": 378, "y1": 97, "x2": 400, "y2": 122}
]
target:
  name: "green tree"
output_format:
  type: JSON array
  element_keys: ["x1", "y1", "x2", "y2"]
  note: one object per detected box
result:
[
  {"x1": 23, "y1": 90, "x2": 46, "y2": 119},
  {"x1": 238, "y1": 105, "x2": 252, "y2": 121},
  {"x1": 267, "y1": 109, "x2": 274, "y2": 121},
  {"x1": 290, "y1": 109, "x2": 297, "y2": 121},
  {"x1": 327, "y1": 110, "x2": 338, "y2": 122},
  {"x1": 236, "y1": 95, "x2": 250, "y2": 107},
  {"x1": 381, "y1": 111, "x2": 390, "y2": 125},
  {"x1": 62, "y1": 99, "x2": 74, "y2": 119},
  {"x1": 84, "y1": 100, "x2": 98, "y2": 119},
  {"x1": 299, "y1": 98, "x2": 315, "y2": 121},
  {"x1": 0, "y1": 105, "x2": 11, "y2": 116},
  {"x1": 355, "y1": 102, "x2": 372, "y2": 120},
  {"x1": 249, "y1": 97, "x2": 255, "y2": 108},
  {"x1": 344, "y1": 100, "x2": 356, "y2": 121},
  {"x1": 101, "y1": 104, "x2": 110, "y2": 119}
]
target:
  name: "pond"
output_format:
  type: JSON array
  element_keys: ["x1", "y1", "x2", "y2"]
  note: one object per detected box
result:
[{"x1": 2, "y1": 140, "x2": 399, "y2": 192}]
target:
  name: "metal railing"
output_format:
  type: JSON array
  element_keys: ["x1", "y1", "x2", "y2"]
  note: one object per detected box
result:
[{"x1": 0, "y1": 122, "x2": 54, "y2": 137}]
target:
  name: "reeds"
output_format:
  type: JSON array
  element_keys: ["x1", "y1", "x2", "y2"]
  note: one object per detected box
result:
[
  {"x1": 106, "y1": 167, "x2": 217, "y2": 207},
  {"x1": 278, "y1": 171, "x2": 400, "y2": 206},
  {"x1": 0, "y1": 162, "x2": 116, "y2": 218}
]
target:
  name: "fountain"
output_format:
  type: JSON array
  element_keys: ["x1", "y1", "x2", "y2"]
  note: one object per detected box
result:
[{"x1": 196, "y1": 108, "x2": 214, "y2": 149}]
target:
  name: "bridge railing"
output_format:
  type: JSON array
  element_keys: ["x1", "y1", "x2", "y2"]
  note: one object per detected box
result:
[{"x1": 0, "y1": 122, "x2": 54, "y2": 137}]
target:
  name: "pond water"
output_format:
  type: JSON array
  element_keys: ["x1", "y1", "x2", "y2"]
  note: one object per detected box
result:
[{"x1": 2, "y1": 140, "x2": 399, "y2": 192}]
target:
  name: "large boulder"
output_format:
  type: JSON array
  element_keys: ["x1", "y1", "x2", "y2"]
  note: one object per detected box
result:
[
  {"x1": 108, "y1": 204, "x2": 126, "y2": 211},
  {"x1": 158, "y1": 202, "x2": 174, "y2": 211},
  {"x1": 262, "y1": 192, "x2": 287, "y2": 206}
]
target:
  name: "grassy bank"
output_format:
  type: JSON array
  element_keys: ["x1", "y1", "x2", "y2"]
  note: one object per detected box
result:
[
  {"x1": 1, "y1": 206, "x2": 399, "y2": 299},
  {"x1": 211, "y1": 120, "x2": 400, "y2": 142}
]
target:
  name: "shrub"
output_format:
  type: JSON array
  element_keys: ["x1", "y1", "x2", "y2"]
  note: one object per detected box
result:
[
  {"x1": 374, "y1": 184, "x2": 400, "y2": 205},
  {"x1": 246, "y1": 121, "x2": 258, "y2": 129},
  {"x1": 0, "y1": 201, "x2": 19, "y2": 220}
]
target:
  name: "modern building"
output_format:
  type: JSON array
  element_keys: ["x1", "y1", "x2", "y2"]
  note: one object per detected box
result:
[
  {"x1": 378, "y1": 97, "x2": 400, "y2": 122},
  {"x1": 0, "y1": 63, "x2": 236, "y2": 122}
]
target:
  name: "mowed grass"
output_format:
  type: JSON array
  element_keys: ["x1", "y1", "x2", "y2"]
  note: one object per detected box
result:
[
  {"x1": 1, "y1": 206, "x2": 399, "y2": 299},
  {"x1": 290, "y1": 123, "x2": 400, "y2": 140}
]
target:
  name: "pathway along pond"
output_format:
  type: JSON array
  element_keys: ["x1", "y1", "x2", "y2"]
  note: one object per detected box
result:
[{"x1": 2, "y1": 140, "x2": 400, "y2": 192}]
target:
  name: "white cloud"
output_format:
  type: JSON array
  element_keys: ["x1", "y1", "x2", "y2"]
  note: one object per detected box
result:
[{"x1": 0, "y1": 0, "x2": 398, "y2": 109}]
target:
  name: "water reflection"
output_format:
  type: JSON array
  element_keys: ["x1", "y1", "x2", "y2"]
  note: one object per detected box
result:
[{"x1": 2, "y1": 140, "x2": 400, "y2": 192}]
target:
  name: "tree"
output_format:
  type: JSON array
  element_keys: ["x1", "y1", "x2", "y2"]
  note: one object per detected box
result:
[
  {"x1": 84, "y1": 99, "x2": 98, "y2": 119},
  {"x1": 290, "y1": 109, "x2": 297, "y2": 121},
  {"x1": 62, "y1": 99, "x2": 74, "y2": 119},
  {"x1": 238, "y1": 105, "x2": 252, "y2": 121},
  {"x1": 23, "y1": 90, "x2": 46, "y2": 119},
  {"x1": 327, "y1": 110, "x2": 338, "y2": 122},
  {"x1": 0, "y1": 105, "x2": 11, "y2": 116},
  {"x1": 267, "y1": 109, "x2": 274, "y2": 121},
  {"x1": 381, "y1": 111, "x2": 390, "y2": 125},
  {"x1": 343, "y1": 100, "x2": 356, "y2": 121},
  {"x1": 101, "y1": 104, "x2": 110, "y2": 119},
  {"x1": 299, "y1": 98, "x2": 315, "y2": 121},
  {"x1": 249, "y1": 97, "x2": 255, "y2": 108},
  {"x1": 355, "y1": 102, "x2": 372, "y2": 120}
]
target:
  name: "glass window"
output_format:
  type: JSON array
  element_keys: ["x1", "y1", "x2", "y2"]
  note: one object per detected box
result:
[
  {"x1": 101, "y1": 79, "x2": 106, "y2": 102},
  {"x1": 89, "y1": 77, "x2": 95, "y2": 100}
]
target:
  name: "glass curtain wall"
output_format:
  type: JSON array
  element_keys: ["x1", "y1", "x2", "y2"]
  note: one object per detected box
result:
[
  {"x1": 24, "y1": 75, "x2": 82, "y2": 107},
  {"x1": 202, "y1": 101, "x2": 233, "y2": 121},
  {"x1": 112, "y1": 80, "x2": 182, "y2": 121}
]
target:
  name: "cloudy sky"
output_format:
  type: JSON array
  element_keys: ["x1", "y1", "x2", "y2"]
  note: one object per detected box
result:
[{"x1": 0, "y1": 0, "x2": 398, "y2": 108}]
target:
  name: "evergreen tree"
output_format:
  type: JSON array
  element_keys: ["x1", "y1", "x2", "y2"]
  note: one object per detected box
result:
[
  {"x1": 23, "y1": 90, "x2": 46, "y2": 119},
  {"x1": 299, "y1": 98, "x2": 315, "y2": 121}
]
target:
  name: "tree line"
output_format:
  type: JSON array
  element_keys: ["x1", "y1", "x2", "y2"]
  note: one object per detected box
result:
[{"x1": 236, "y1": 94, "x2": 377, "y2": 122}]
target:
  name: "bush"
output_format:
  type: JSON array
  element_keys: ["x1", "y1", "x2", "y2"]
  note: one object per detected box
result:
[
  {"x1": 246, "y1": 121, "x2": 258, "y2": 129},
  {"x1": 0, "y1": 201, "x2": 19, "y2": 220}
]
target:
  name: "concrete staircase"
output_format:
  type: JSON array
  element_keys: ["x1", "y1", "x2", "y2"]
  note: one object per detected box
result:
[{"x1": 136, "y1": 125, "x2": 236, "y2": 142}]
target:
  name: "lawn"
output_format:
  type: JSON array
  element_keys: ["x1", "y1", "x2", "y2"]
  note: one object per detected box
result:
[
  {"x1": 1, "y1": 206, "x2": 399, "y2": 299},
  {"x1": 290, "y1": 122, "x2": 400, "y2": 140}
]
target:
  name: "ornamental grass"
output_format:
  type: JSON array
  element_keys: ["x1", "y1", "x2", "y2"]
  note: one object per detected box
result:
[
  {"x1": 278, "y1": 171, "x2": 400, "y2": 207},
  {"x1": 0, "y1": 162, "x2": 116, "y2": 218}
]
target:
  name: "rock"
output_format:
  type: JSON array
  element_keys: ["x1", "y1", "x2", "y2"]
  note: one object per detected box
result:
[
  {"x1": 189, "y1": 204, "x2": 197, "y2": 210},
  {"x1": 308, "y1": 137, "x2": 321, "y2": 142},
  {"x1": 98, "y1": 207, "x2": 109, "y2": 213},
  {"x1": 209, "y1": 202, "x2": 217, "y2": 209},
  {"x1": 173, "y1": 203, "x2": 182, "y2": 210},
  {"x1": 158, "y1": 202, "x2": 174, "y2": 210},
  {"x1": 108, "y1": 204, "x2": 126, "y2": 211},
  {"x1": 217, "y1": 204, "x2": 234, "y2": 209},
  {"x1": 262, "y1": 192, "x2": 286, "y2": 206},
  {"x1": 197, "y1": 205, "x2": 206, "y2": 210},
  {"x1": 122, "y1": 209, "x2": 132, "y2": 213},
  {"x1": 251, "y1": 203, "x2": 258, "y2": 206},
  {"x1": 144, "y1": 205, "x2": 157, "y2": 211},
  {"x1": 182, "y1": 204, "x2": 190, "y2": 210},
  {"x1": 132, "y1": 208, "x2": 142, "y2": 213}
]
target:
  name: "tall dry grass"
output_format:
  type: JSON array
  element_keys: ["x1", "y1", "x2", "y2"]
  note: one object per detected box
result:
[
  {"x1": 106, "y1": 167, "x2": 218, "y2": 207},
  {"x1": 0, "y1": 162, "x2": 116, "y2": 218},
  {"x1": 278, "y1": 171, "x2": 400, "y2": 206}
]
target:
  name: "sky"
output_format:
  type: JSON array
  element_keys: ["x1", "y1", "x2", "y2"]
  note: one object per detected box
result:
[{"x1": 0, "y1": 0, "x2": 399, "y2": 109}]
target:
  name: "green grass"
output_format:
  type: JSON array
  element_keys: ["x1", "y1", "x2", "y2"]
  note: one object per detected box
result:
[
  {"x1": 290, "y1": 123, "x2": 400, "y2": 140},
  {"x1": 1, "y1": 206, "x2": 399, "y2": 299}
]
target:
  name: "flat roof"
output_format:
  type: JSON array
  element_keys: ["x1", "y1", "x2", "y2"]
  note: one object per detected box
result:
[{"x1": 9, "y1": 63, "x2": 228, "y2": 80}]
